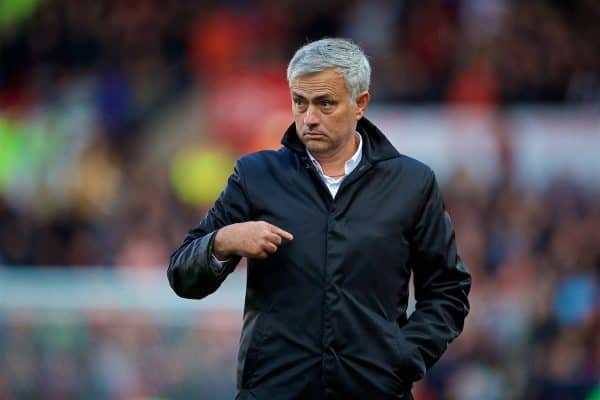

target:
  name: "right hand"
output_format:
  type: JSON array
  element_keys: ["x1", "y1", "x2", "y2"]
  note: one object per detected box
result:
[{"x1": 213, "y1": 221, "x2": 294, "y2": 260}]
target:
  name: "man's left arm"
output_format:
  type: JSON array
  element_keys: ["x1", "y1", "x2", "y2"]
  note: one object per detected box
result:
[{"x1": 401, "y1": 170, "x2": 471, "y2": 381}]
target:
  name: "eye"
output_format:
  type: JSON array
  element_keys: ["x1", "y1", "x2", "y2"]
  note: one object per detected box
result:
[
  {"x1": 293, "y1": 98, "x2": 307, "y2": 110},
  {"x1": 320, "y1": 99, "x2": 335, "y2": 112}
]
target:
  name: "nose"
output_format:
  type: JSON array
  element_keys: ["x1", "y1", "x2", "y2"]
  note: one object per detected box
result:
[{"x1": 303, "y1": 105, "x2": 319, "y2": 126}]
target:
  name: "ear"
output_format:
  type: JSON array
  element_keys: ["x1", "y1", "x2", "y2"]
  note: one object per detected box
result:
[{"x1": 354, "y1": 91, "x2": 370, "y2": 120}]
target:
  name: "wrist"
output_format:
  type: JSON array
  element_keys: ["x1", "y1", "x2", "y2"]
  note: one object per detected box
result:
[{"x1": 213, "y1": 226, "x2": 234, "y2": 260}]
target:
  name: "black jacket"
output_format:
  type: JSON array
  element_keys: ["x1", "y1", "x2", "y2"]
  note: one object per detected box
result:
[{"x1": 168, "y1": 118, "x2": 471, "y2": 400}]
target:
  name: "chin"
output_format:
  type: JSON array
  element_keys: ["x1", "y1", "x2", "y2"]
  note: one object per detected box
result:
[{"x1": 305, "y1": 141, "x2": 329, "y2": 153}]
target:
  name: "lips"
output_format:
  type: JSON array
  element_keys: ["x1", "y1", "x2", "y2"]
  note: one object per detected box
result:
[{"x1": 304, "y1": 131, "x2": 325, "y2": 139}]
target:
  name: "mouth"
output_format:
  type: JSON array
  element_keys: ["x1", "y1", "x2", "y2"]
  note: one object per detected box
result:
[{"x1": 304, "y1": 131, "x2": 325, "y2": 139}]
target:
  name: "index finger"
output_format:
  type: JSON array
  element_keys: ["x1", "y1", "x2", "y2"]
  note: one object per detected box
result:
[{"x1": 270, "y1": 225, "x2": 294, "y2": 241}]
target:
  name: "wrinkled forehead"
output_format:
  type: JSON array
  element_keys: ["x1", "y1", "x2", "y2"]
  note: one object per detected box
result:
[{"x1": 289, "y1": 68, "x2": 349, "y2": 98}]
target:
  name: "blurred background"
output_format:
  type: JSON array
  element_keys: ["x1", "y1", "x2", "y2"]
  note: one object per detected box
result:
[{"x1": 0, "y1": 0, "x2": 599, "y2": 399}]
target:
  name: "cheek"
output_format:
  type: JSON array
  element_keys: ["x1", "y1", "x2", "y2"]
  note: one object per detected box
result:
[
  {"x1": 329, "y1": 112, "x2": 355, "y2": 132},
  {"x1": 293, "y1": 113, "x2": 304, "y2": 126}
]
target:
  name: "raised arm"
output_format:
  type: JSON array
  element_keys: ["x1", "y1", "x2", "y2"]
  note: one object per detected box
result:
[
  {"x1": 167, "y1": 161, "x2": 252, "y2": 299},
  {"x1": 167, "y1": 159, "x2": 294, "y2": 299}
]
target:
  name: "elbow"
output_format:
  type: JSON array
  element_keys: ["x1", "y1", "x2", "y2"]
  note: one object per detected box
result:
[
  {"x1": 167, "y1": 262, "x2": 188, "y2": 298},
  {"x1": 166, "y1": 234, "x2": 224, "y2": 300},
  {"x1": 166, "y1": 260, "x2": 217, "y2": 300},
  {"x1": 166, "y1": 258, "x2": 194, "y2": 299}
]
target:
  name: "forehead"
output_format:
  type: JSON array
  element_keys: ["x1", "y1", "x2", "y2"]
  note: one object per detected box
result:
[{"x1": 289, "y1": 68, "x2": 349, "y2": 98}]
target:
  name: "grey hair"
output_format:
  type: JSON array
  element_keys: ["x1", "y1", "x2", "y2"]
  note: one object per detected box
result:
[{"x1": 287, "y1": 38, "x2": 371, "y2": 101}]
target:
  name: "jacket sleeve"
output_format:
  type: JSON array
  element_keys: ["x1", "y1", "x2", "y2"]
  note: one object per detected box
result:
[
  {"x1": 400, "y1": 170, "x2": 471, "y2": 382},
  {"x1": 167, "y1": 160, "x2": 252, "y2": 299}
]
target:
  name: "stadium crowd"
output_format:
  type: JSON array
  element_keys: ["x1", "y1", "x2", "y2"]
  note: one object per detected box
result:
[
  {"x1": 0, "y1": 172, "x2": 598, "y2": 399},
  {"x1": 0, "y1": 0, "x2": 599, "y2": 399}
]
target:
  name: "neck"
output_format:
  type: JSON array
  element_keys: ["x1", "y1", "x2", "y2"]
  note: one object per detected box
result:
[{"x1": 312, "y1": 133, "x2": 359, "y2": 176}]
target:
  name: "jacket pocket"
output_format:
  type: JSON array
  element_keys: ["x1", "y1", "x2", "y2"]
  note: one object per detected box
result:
[
  {"x1": 238, "y1": 311, "x2": 270, "y2": 388},
  {"x1": 393, "y1": 330, "x2": 426, "y2": 384}
]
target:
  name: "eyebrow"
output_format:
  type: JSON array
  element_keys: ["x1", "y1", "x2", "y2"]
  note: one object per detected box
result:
[{"x1": 292, "y1": 92, "x2": 335, "y2": 101}]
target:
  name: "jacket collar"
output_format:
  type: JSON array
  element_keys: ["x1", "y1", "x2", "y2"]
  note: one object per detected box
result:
[{"x1": 281, "y1": 117, "x2": 400, "y2": 163}]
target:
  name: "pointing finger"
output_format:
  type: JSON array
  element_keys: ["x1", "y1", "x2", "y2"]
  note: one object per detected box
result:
[
  {"x1": 260, "y1": 221, "x2": 294, "y2": 241},
  {"x1": 272, "y1": 227, "x2": 293, "y2": 241}
]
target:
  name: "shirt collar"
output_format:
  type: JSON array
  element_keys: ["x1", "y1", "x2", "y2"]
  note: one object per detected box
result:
[{"x1": 306, "y1": 132, "x2": 363, "y2": 179}]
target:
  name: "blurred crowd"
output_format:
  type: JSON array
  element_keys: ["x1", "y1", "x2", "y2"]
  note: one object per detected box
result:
[
  {"x1": 0, "y1": 0, "x2": 598, "y2": 266},
  {"x1": 1, "y1": 0, "x2": 599, "y2": 399},
  {"x1": 0, "y1": 310, "x2": 242, "y2": 399},
  {"x1": 430, "y1": 171, "x2": 600, "y2": 399},
  {"x1": 0, "y1": 172, "x2": 598, "y2": 399},
  {"x1": 2, "y1": 0, "x2": 600, "y2": 113}
]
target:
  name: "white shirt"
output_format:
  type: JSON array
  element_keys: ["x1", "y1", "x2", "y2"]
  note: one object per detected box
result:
[{"x1": 306, "y1": 132, "x2": 363, "y2": 198}]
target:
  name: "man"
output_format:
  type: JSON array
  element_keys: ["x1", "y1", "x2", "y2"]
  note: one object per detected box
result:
[{"x1": 168, "y1": 38, "x2": 471, "y2": 400}]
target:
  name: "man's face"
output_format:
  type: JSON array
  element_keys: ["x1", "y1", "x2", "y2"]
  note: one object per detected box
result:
[{"x1": 290, "y1": 68, "x2": 369, "y2": 158}]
